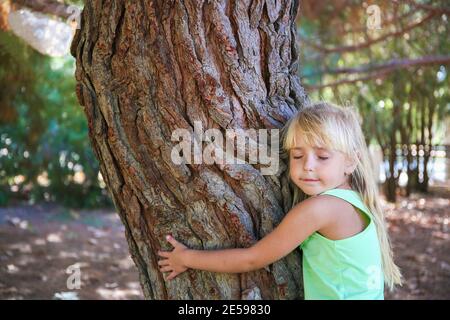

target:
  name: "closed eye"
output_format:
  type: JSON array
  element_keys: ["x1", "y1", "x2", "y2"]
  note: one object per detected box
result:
[{"x1": 292, "y1": 156, "x2": 329, "y2": 160}]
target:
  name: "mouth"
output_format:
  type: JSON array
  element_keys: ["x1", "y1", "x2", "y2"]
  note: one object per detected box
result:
[{"x1": 301, "y1": 178, "x2": 320, "y2": 182}]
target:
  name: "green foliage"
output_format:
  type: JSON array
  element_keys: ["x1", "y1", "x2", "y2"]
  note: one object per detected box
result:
[
  {"x1": 0, "y1": 30, "x2": 111, "y2": 208},
  {"x1": 297, "y1": 1, "x2": 449, "y2": 198}
]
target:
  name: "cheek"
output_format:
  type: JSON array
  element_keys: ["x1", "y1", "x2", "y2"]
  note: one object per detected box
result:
[
  {"x1": 322, "y1": 162, "x2": 343, "y2": 177},
  {"x1": 289, "y1": 162, "x2": 301, "y2": 178},
  {"x1": 289, "y1": 163, "x2": 296, "y2": 178}
]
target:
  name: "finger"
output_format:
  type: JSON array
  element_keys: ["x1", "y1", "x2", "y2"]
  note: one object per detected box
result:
[
  {"x1": 165, "y1": 235, "x2": 179, "y2": 246},
  {"x1": 159, "y1": 266, "x2": 172, "y2": 273},
  {"x1": 166, "y1": 271, "x2": 178, "y2": 281},
  {"x1": 158, "y1": 259, "x2": 170, "y2": 266},
  {"x1": 157, "y1": 250, "x2": 170, "y2": 258}
]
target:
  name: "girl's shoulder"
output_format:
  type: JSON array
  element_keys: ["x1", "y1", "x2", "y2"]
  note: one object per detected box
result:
[
  {"x1": 307, "y1": 192, "x2": 370, "y2": 240},
  {"x1": 301, "y1": 192, "x2": 349, "y2": 208},
  {"x1": 316, "y1": 192, "x2": 357, "y2": 213},
  {"x1": 316, "y1": 188, "x2": 372, "y2": 218},
  {"x1": 294, "y1": 193, "x2": 350, "y2": 223}
]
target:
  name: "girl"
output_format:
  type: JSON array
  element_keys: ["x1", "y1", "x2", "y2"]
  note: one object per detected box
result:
[{"x1": 157, "y1": 102, "x2": 402, "y2": 299}]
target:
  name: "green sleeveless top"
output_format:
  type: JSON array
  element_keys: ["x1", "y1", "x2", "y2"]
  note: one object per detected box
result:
[{"x1": 300, "y1": 188, "x2": 384, "y2": 300}]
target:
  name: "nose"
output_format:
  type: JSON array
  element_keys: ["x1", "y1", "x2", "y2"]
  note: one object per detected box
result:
[{"x1": 303, "y1": 154, "x2": 316, "y2": 171}]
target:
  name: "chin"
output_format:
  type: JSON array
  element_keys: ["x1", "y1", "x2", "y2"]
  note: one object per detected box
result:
[
  {"x1": 303, "y1": 190, "x2": 320, "y2": 196},
  {"x1": 299, "y1": 186, "x2": 322, "y2": 196}
]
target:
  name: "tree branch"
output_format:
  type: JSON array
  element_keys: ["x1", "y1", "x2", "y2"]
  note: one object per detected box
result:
[
  {"x1": 10, "y1": 0, "x2": 72, "y2": 19},
  {"x1": 300, "y1": 12, "x2": 437, "y2": 54},
  {"x1": 331, "y1": 10, "x2": 416, "y2": 37},
  {"x1": 395, "y1": 0, "x2": 450, "y2": 15},
  {"x1": 314, "y1": 55, "x2": 450, "y2": 76},
  {"x1": 303, "y1": 70, "x2": 392, "y2": 90},
  {"x1": 303, "y1": 55, "x2": 450, "y2": 90}
]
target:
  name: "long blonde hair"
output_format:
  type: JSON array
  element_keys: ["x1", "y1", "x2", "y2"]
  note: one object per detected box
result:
[{"x1": 281, "y1": 101, "x2": 402, "y2": 290}]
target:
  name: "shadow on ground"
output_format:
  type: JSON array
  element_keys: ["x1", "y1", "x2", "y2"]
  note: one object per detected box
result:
[{"x1": 0, "y1": 191, "x2": 448, "y2": 299}]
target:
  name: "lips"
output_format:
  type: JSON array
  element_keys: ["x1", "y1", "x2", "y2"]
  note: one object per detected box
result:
[{"x1": 301, "y1": 178, "x2": 319, "y2": 182}]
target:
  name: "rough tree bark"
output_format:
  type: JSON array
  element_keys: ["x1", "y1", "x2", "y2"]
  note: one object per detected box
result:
[{"x1": 71, "y1": 0, "x2": 309, "y2": 299}]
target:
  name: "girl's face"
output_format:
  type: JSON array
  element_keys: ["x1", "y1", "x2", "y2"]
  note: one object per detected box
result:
[{"x1": 289, "y1": 133, "x2": 356, "y2": 196}]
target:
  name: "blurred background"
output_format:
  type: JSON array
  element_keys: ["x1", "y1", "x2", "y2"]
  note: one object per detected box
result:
[{"x1": 0, "y1": 0, "x2": 448, "y2": 299}]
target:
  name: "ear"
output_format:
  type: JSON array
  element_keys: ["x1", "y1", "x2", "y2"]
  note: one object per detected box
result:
[{"x1": 345, "y1": 152, "x2": 360, "y2": 175}]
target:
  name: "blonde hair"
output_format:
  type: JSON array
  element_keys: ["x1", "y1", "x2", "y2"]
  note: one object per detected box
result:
[{"x1": 281, "y1": 101, "x2": 402, "y2": 290}]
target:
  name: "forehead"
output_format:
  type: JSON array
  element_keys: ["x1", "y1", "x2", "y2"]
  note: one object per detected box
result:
[
  {"x1": 291, "y1": 133, "x2": 330, "y2": 150},
  {"x1": 291, "y1": 146, "x2": 329, "y2": 151}
]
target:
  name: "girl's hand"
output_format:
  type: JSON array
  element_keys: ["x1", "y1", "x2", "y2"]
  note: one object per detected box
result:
[{"x1": 157, "y1": 235, "x2": 189, "y2": 280}]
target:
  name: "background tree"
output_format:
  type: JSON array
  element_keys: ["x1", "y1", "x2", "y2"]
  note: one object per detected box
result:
[
  {"x1": 0, "y1": 0, "x2": 109, "y2": 207},
  {"x1": 298, "y1": 0, "x2": 450, "y2": 202}
]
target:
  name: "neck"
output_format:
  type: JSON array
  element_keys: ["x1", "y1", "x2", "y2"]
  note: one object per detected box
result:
[{"x1": 335, "y1": 181, "x2": 352, "y2": 190}]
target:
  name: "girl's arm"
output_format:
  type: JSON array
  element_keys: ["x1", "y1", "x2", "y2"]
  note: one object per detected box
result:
[
  {"x1": 159, "y1": 241, "x2": 256, "y2": 275},
  {"x1": 157, "y1": 195, "x2": 332, "y2": 280}
]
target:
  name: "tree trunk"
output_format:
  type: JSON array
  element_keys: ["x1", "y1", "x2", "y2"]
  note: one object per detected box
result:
[
  {"x1": 385, "y1": 102, "x2": 400, "y2": 203},
  {"x1": 71, "y1": 0, "x2": 309, "y2": 299},
  {"x1": 419, "y1": 95, "x2": 436, "y2": 193},
  {"x1": 405, "y1": 103, "x2": 413, "y2": 196},
  {"x1": 0, "y1": 1, "x2": 10, "y2": 31}
]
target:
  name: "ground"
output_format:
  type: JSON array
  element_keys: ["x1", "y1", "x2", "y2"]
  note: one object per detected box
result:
[
  {"x1": 0, "y1": 190, "x2": 449, "y2": 300},
  {"x1": 383, "y1": 189, "x2": 449, "y2": 299}
]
